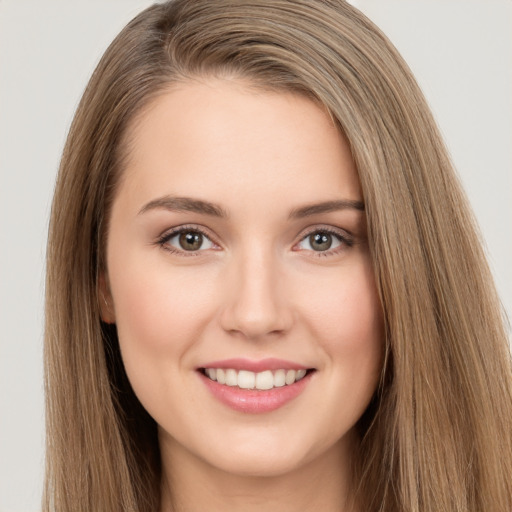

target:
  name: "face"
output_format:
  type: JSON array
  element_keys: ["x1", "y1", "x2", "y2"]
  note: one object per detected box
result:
[{"x1": 103, "y1": 79, "x2": 383, "y2": 479}]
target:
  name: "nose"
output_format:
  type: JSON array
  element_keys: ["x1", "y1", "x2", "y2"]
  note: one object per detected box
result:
[{"x1": 219, "y1": 247, "x2": 293, "y2": 340}]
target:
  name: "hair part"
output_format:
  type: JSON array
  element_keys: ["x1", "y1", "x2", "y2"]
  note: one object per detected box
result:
[{"x1": 45, "y1": 1, "x2": 512, "y2": 511}]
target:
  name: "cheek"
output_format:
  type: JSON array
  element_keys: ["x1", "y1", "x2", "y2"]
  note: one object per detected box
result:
[
  {"x1": 301, "y1": 260, "x2": 384, "y2": 381},
  {"x1": 106, "y1": 255, "x2": 222, "y2": 418},
  {"x1": 308, "y1": 263, "x2": 382, "y2": 340},
  {"x1": 320, "y1": 267, "x2": 384, "y2": 431},
  {"x1": 106, "y1": 262, "x2": 223, "y2": 429},
  {"x1": 109, "y1": 255, "x2": 219, "y2": 353}
]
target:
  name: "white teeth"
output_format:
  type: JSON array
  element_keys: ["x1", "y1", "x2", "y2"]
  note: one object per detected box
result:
[
  {"x1": 203, "y1": 367, "x2": 309, "y2": 390},
  {"x1": 216, "y1": 368, "x2": 226, "y2": 385},
  {"x1": 285, "y1": 369, "x2": 296, "y2": 385},
  {"x1": 255, "y1": 370, "x2": 274, "y2": 390},
  {"x1": 274, "y1": 369, "x2": 286, "y2": 387},
  {"x1": 296, "y1": 369, "x2": 307, "y2": 380},
  {"x1": 238, "y1": 370, "x2": 256, "y2": 389},
  {"x1": 225, "y1": 369, "x2": 238, "y2": 386}
]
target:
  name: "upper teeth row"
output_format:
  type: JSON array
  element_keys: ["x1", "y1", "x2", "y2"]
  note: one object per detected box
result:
[{"x1": 205, "y1": 368, "x2": 307, "y2": 390}]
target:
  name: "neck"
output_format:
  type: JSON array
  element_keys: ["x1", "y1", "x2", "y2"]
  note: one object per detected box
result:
[{"x1": 159, "y1": 430, "x2": 359, "y2": 512}]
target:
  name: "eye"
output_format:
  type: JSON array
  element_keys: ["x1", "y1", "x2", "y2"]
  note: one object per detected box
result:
[
  {"x1": 296, "y1": 229, "x2": 351, "y2": 254},
  {"x1": 159, "y1": 227, "x2": 215, "y2": 253}
]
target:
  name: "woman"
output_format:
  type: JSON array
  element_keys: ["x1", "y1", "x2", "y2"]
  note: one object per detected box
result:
[{"x1": 44, "y1": 1, "x2": 512, "y2": 511}]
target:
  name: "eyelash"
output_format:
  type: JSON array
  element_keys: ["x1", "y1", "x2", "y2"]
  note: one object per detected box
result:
[
  {"x1": 295, "y1": 226, "x2": 354, "y2": 257},
  {"x1": 156, "y1": 225, "x2": 215, "y2": 257},
  {"x1": 156, "y1": 225, "x2": 353, "y2": 257}
]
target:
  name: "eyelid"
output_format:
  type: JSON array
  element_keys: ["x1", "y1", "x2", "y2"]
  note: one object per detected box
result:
[
  {"x1": 293, "y1": 225, "x2": 354, "y2": 255},
  {"x1": 155, "y1": 223, "x2": 354, "y2": 257},
  {"x1": 156, "y1": 224, "x2": 220, "y2": 255}
]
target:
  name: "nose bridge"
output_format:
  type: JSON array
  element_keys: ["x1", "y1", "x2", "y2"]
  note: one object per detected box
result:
[{"x1": 220, "y1": 241, "x2": 291, "y2": 339}]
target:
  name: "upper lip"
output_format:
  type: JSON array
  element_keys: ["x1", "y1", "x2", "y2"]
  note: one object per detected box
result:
[{"x1": 198, "y1": 358, "x2": 311, "y2": 373}]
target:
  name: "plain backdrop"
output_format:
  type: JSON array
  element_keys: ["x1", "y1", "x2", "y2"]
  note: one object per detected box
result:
[{"x1": 0, "y1": 1, "x2": 510, "y2": 510}]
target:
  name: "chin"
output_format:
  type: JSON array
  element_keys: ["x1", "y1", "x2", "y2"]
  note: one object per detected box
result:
[
  {"x1": 191, "y1": 425, "x2": 350, "y2": 480},
  {"x1": 208, "y1": 448, "x2": 308, "y2": 478}
]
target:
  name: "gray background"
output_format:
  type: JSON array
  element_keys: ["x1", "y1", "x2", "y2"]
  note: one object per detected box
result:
[{"x1": 1, "y1": 1, "x2": 510, "y2": 510}]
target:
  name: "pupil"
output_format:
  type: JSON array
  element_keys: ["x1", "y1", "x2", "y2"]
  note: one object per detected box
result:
[
  {"x1": 310, "y1": 232, "x2": 332, "y2": 251},
  {"x1": 179, "y1": 232, "x2": 202, "y2": 251}
]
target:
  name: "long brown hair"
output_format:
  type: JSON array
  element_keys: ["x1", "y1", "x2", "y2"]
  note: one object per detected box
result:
[{"x1": 44, "y1": 1, "x2": 512, "y2": 510}]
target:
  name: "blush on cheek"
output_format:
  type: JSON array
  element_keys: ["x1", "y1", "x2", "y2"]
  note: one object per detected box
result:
[
  {"x1": 305, "y1": 266, "x2": 384, "y2": 390},
  {"x1": 112, "y1": 266, "x2": 219, "y2": 354}
]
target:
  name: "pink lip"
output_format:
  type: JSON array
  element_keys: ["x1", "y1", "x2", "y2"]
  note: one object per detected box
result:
[
  {"x1": 198, "y1": 368, "x2": 314, "y2": 414},
  {"x1": 199, "y1": 357, "x2": 309, "y2": 373}
]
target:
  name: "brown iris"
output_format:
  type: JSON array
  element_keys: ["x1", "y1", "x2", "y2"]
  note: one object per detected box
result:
[{"x1": 179, "y1": 232, "x2": 203, "y2": 251}]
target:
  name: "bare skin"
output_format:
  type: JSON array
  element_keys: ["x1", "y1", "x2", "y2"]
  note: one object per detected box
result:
[
  {"x1": 102, "y1": 78, "x2": 383, "y2": 512},
  {"x1": 161, "y1": 428, "x2": 358, "y2": 512}
]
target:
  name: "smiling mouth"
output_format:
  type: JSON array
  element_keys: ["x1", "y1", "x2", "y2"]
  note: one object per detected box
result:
[{"x1": 200, "y1": 368, "x2": 314, "y2": 391}]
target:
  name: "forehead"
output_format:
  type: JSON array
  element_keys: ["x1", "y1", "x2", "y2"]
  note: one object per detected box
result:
[{"x1": 116, "y1": 78, "x2": 362, "y2": 215}]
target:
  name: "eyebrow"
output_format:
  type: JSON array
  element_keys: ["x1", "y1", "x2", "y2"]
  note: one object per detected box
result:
[
  {"x1": 138, "y1": 195, "x2": 364, "y2": 219},
  {"x1": 288, "y1": 199, "x2": 365, "y2": 219},
  {"x1": 138, "y1": 196, "x2": 228, "y2": 217}
]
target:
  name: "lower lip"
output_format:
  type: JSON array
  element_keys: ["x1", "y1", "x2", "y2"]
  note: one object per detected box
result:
[{"x1": 199, "y1": 371, "x2": 313, "y2": 414}]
